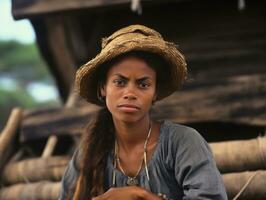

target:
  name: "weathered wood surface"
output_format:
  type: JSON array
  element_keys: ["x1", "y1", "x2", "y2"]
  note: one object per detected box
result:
[
  {"x1": 12, "y1": 0, "x2": 172, "y2": 19},
  {"x1": 20, "y1": 105, "x2": 98, "y2": 142},
  {"x1": 1, "y1": 156, "x2": 69, "y2": 185},
  {"x1": 0, "y1": 108, "x2": 23, "y2": 173},
  {"x1": 223, "y1": 170, "x2": 266, "y2": 200},
  {"x1": 13, "y1": 1, "x2": 266, "y2": 141},
  {"x1": 26, "y1": 1, "x2": 265, "y2": 104},
  {"x1": 153, "y1": 73, "x2": 266, "y2": 126},
  {"x1": 0, "y1": 181, "x2": 60, "y2": 200},
  {"x1": 210, "y1": 136, "x2": 266, "y2": 173},
  {"x1": 33, "y1": 16, "x2": 77, "y2": 101}
]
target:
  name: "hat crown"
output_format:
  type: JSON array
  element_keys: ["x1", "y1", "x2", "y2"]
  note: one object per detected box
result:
[
  {"x1": 101, "y1": 25, "x2": 162, "y2": 49},
  {"x1": 76, "y1": 24, "x2": 187, "y2": 105}
]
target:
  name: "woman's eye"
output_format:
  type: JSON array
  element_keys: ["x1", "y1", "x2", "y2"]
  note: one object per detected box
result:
[
  {"x1": 113, "y1": 79, "x2": 125, "y2": 87},
  {"x1": 139, "y1": 82, "x2": 150, "y2": 89}
]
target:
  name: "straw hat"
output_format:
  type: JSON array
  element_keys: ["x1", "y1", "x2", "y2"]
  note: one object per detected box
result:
[{"x1": 75, "y1": 24, "x2": 187, "y2": 105}]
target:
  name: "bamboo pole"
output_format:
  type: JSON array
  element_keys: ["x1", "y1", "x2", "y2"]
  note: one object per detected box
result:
[
  {"x1": 0, "y1": 108, "x2": 23, "y2": 172},
  {"x1": 209, "y1": 135, "x2": 266, "y2": 173},
  {"x1": 0, "y1": 181, "x2": 61, "y2": 200},
  {"x1": 223, "y1": 170, "x2": 266, "y2": 200},
  {"x1": 42, "y1": 135, "x2": 58, "y2": 158},
  {"x1": 1, "y1": 156, "x2": 69, "y2": 185},
  {"x1": 1, "y1": 171, "x2": 266, "y2": 200},
  {"x1": 40, "y1": 87, "x2": 82, "y2": 159}
]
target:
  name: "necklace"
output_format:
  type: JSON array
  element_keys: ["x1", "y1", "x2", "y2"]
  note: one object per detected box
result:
[{"x1": 112, "y1": 122, "x2": 152, "y2": 186}]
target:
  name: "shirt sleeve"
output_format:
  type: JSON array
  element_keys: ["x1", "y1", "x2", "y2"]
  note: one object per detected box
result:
[
  {"x1": 173, "y1": 127, "x2": 228, "y2": 200},
  {"x1": 58, "y1": 150, "x2": 80, "y2": 200}
]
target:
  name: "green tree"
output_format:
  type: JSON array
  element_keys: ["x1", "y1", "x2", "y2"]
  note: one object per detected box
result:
[
  {"x1": 0, "y1": 40, "x2": 60, "y2": 130},
  {"x1": 0, "y1": 40, "x2": 49, "y2": 81}
]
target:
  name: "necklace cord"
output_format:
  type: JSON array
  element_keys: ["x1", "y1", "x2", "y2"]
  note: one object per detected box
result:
[{"x1": 112, "y1": 122, "x2": 152, "y2": 186}]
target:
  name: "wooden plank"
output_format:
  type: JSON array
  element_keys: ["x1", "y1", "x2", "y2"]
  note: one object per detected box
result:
[
  {"x1": 153, "y1": 73, "x2": 266, "y2": 126},
  {"x1": 20, "y1": 106, "x2": 99, "y2": 142},
  {"x1": 43, "y1": 16, "x2": 77, "y2": 101},
  {"x1": 12, "y1": 0, "x2": 174, "y2": 19}
]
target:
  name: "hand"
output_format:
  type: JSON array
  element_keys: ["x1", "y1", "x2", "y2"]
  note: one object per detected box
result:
[
  {"x1": 91, "y1": 186, "x2": 162, "y2": 200},
  {"x1": 92, "y1": 186, "x2": 142, "y2": 200}
]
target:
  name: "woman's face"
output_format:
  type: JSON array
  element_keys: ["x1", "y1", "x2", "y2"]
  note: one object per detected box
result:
[{"x1": 101, "y1": 56, "x2": 157, "y2": 123}]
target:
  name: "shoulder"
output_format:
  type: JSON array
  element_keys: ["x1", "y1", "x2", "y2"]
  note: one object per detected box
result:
[
  {"x1": 160, "y1": 120, "x2": 205, "y2": 146},
  {"x1": 159, "y1": 120, "x2": 212, "y2": 161}
]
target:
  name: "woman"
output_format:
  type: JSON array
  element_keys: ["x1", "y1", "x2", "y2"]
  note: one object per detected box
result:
[{"x1": 59, "y1": 25, "x2": 227, "y2": 200}]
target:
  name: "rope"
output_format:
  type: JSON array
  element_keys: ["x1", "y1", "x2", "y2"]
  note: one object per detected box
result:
[{"x1": 232, "y1": 171, "x2": 259, "y2": 200}]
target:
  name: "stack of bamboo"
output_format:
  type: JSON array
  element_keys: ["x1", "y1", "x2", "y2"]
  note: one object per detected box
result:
[
  {"x1": 0, "y1": 108, "x2": 67, "y2": 200},
  {"x1": 210, "y1": 136, "x2": 266, "y2": 199},
  {"x1": 1, "y1": 108, "x2": 266, "y2": 200}
]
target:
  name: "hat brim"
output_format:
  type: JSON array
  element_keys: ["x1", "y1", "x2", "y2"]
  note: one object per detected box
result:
[{"x1": 75, "y1": 35, "x2": 187, "y2": 106}]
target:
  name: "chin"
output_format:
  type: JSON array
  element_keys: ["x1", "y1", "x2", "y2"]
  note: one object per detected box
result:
[{"x1": 113, "y1": 113, "x2": 145, "y2": 124}]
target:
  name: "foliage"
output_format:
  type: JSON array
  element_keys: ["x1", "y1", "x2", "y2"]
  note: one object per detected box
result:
[
  {"x1": 0, "y1": 40, "x2": 49, "y2": 81},
  {"x1": 0, "y1": 87, "x2": 35, "y2": 130},
  {"x1": 0, "y1": 40, "x2": 60, "y2": 130}
]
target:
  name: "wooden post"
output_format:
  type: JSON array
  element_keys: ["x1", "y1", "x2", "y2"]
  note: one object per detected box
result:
[
  {"x1": 42, "y1": 135, "x2": 58, "y2": 158},
  {"x1": 0, "y1": 108, "x2": 23, "y2": 173}
]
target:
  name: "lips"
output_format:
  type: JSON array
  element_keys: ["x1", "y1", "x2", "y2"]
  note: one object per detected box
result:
[{"x1": 117, "y1": 104, "x2": 140, "y2": 112}]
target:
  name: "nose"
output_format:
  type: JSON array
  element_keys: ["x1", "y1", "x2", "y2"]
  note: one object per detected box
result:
[{"x1": 123, "y1": 84, "x2": 137, "y2": 100}]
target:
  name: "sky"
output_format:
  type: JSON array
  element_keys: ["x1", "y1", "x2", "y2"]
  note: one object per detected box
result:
[
  {"x1": 0, "y1": 0, "x2": 35, "y2": 44},
  {"x1": 0, "y1": 0, "x2": 58, "y2": 102}
]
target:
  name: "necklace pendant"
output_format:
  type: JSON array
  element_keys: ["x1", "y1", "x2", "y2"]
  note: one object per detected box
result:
[{"x1": 126, "y1": 177, "x2": 138, "y2": 186}]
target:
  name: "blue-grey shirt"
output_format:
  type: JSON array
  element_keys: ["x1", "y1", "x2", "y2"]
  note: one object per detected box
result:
[{"x1": 59, "y1": 121, "x2": 227, "y2": 200}]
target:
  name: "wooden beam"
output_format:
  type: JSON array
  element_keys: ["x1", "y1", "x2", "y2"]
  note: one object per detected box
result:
[
  {"x1": 20, "y1": 106, "x2": 99, "y2": 142},
  {"x1": 152, "y1": 73, "x2": 266, "y2": 126},
  {"x1": 0, "y1": 108, "x2": 23, "y2": 173},
  {"x1": 43, "y1": 16, "x2": 77, "y2": 101},
  {"x1": 12, "y1": 0, "x2": 174, "y2": 19},
  {"x1": 12, "y1": 0, "x2": 130, "y2": 19}
]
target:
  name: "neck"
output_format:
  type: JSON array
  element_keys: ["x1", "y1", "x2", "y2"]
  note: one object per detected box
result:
[{"x1": 113, "y1": 116, "x2": 151, "y2": 150}]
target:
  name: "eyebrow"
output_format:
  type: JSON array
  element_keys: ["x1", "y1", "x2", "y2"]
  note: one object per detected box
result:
[{"x1": 112, "y1": 73, "x2": 152, "y2": 81}]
